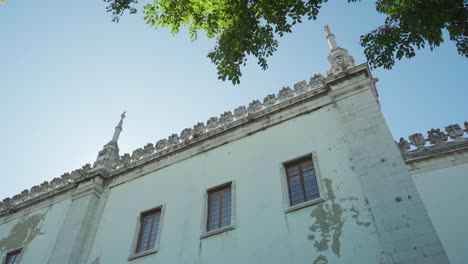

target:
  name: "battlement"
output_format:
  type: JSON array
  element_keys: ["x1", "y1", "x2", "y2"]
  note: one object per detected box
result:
[
  {"x1": 398, "y1": 122, "x2": 468, "y2": 162},
  {"x1": 0, "y1": 72, "x2": 334, "y2": 215}
]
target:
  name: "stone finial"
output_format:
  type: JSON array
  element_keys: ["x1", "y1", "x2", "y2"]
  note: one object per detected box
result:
[
  {"x1": 193, "y1": 122, "x2": 206, "y2": 138},
  {"x1": 220, "y1": 111, "x2": 234, "y2": 126},
  {"x1": 427, "y1": 128, "x2": 448, "y2": 145},
  {"x1": 445, "y1": 124, "x2": 464, "y2": 141},
  {"x1": 324, "y1": 25, "x2": 338, "y2": 50},
  {"x1": 233, "y1": 106, "x2": 247, "y2": 119},
  {"x1": 310, "y1": 74, "x2": 326, "y2": 90},
  {"x1": 263, "y1": 94, "x2": 277, "y2": 108},
  {"x1": 294, "y1": 80, "x2": 308, "y2": 95},
  {"x1": 278, "y1": 87, "x2": 294, "y2": 102},
  {"x1": 155, "y1": 139, "x2": 167, "y2": 151},
  {"x1": 180, "y1": 128, "x2": 193, "y2": 141},
  {"x1": 206, "y1": 117, "x2": 219, "y2": 131},
  {"x1": 409, "y1": 133, "x2": 426, "y2": 148},
  {"x1": 248, "y1": 100, "x2": 263, "y2": 114},
  {"x1": 464, "y1": 121, "x2": 468, "y2": 133},
  {"x1": 398, "y1": 138, "x2": 411, "y2": 151},
  {"x1": 324, "y1": 25, "x2": 355, "y2": 76},
  {"x1": 111, "y1": 111, "x2": 126, "y2": 143},
  {"x1": 167, "y1": 134, "x2": 179, "y2": 147}
]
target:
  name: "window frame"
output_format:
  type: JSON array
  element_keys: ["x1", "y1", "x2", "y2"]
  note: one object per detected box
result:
[
  {"x1": 280, "y1": 153, "x2": 326, "y2": 213},
  {"x1": 128, "y1": 205, "x2": 165, "y2": 261},
  {"x1": 201, "y1": 181, "x2": 236, "y2": 239},
  {"x1": 3, "y1": 248, "x2": 22, "y2": 264}
]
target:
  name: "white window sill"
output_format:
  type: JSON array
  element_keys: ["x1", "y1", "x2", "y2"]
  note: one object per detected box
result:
[
  {"x1": 200, "y1": 225, "x2": 235, "y2": 239},
  {"x1": 285, "y1": 198, "x2": 325, "y2": 213},
  {"x1": 128, "y1": 249, "x2": 157, "y2": 261}
]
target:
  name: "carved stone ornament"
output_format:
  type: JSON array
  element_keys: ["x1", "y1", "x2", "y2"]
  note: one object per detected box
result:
[
  {"x1": 427, "y1": 128, "x2": 448, "y2": 145},
  {"x1": 143, "y1": 143, "x2": 155, "y2": 156},
  {"x1": 465, "y1": 121, "x2": 468, "y2": 133},
  {"x1": 310, "y1": 74, "x2": 326, "y2": 90},
  {"x1": 60, "y1": 172, "x2": 71, "y2": 182},
  {"x1": 445, "y1": 124, "x2": 464, "y2": 140},
  {"x1": 398, "y1": 137, "x2": 411, "y2": 151},
  {"x1": 131, "y1": 148, "x2": 145, "y2": 161},
  {"x1": 29, "y1": 185, "x2": 41, "y2": 197},
  {"x1": 220, "y1": 111, "x2": 234, "y2": 126},
  {"x1": 293, "y1": 80, "x2": 308, "y2": 95},
  {"x1": 234, "y1": 106, "x2": 247, "y2": 119},
  {"x1": 277, "y1": 87, "x2": 294, "y2": 102},
  {"x1": 206, "y1": 117, "x2": 219, "y2": 131},
  {"x1": 155, "y1": 139, "x2": 167, "y2": 151},
  {"x1": 193, "y1": 122, "x2": 206, "y2": 138},
  {"x1": 50, "y1": 177, "x2": 62, "y2": 188},
  {"x1": 82, "y1": 163, "x2": 92, "y2": 172},
  {"x1": 180, "y1": 128, "x2": 193, "y2": 141},
  {"x1": 122, "y1": 153, "x2": 131, "y2": 166},
  {"x1": 263, "y1": 94, "x2": 277, "y2": 108},
  {"x1": 167, "y1": 134, "x2": 179, "y2": 147},
  {"x1": 248, "y1": 100, "x2": 263, "y2": 114},
  {"x1": 409, "y1": 133, "x2": 426, "y2": 148}
]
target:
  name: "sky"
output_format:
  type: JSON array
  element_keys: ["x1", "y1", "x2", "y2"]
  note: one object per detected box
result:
[{"x1": 0, "y1": 0, "x2": 467, "y2": 199}]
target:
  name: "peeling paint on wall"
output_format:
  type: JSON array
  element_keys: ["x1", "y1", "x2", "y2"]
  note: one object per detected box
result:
[
  {"x1": 0, "y1": 213, "x2": 46, "y2": 255},
  {"x1": 313, "y1": 255, "x2": 328, "y2": 264},
  {"x1": 90, "y1": 256, "x2": 100, "y2": 264},
  {"x1": 307, "y1": 178, "x2": 371, "y2": 259}
]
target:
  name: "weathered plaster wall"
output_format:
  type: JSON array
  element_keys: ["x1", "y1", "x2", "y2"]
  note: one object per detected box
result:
[
  {"x1": 87, "y1": 104, "x2": 382, "y2": 264},
  {"x1": 411, "y1": 162, "x2": 468, "y2": 264},
  {"x1": 0, "y1": 198, "x2": 71, "y2": 264}
]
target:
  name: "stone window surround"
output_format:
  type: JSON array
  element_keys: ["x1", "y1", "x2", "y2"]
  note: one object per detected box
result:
[
  {"x1": 280, "y1": 152, "x2": 326, "y2": 213},
  {"x1": 2, "y1": 248, "x2": 23, "y2": 264},
  {"x1": 200, "y1": 181, "x2": 237, "y2": 239},
  {"x1": 128, "y1": 204, "x2": 166, "y2": 261}
]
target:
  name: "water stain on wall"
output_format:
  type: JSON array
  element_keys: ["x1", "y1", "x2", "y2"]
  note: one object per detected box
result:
[
  {"x1": 308, "y1": 178, "x2": 370, "y2": 261},
  {"x1": 0, "y1": 213, "x2": 45, "y2": 255}
]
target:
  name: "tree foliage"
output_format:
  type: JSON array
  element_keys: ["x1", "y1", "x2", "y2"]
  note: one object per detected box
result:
[{"x1": 104, "y1": 0, "x2": 468, "y2": 84}]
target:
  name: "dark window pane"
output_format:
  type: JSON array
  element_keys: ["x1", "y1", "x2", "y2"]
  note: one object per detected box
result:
[
  {"x1": 286, "y1": 157, "x2": 319, "y2": 206},
  {"x1": 136, "y1": 210, "x2": 161, "y2": 253},
  {"x1": 207, "y1": 184, "x2": 232, "y2": 231}
]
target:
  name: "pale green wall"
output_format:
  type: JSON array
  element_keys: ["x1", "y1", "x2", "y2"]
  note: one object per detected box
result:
[
  {"x1": 412, "y1": 163, "x2": 468, "y2": 264},
  {"x1": 0, "y1": 198, "x2": 71, "y2": 264},
  {"x1": 88, "y1": 104, "x2": 382, "y2": 264}
]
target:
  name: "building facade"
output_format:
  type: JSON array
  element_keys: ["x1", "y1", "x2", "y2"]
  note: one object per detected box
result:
[{"x1": 0, "y1": 28, "x2": 466, "y2": 264}]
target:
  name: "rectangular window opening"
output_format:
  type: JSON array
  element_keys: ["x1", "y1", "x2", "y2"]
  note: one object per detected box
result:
[
  {"x1": 136, "y1": 208, "x2": 161, "y2": 254},
  {"x1": 5, "y1": 249, "x2": 21, "y2": 264},
  {"x1": 207, "y1": 183, "x2": 232, "y2": 232},
  {"x1": 285, "y1": 156, "x2": 320, "y2": 206}
]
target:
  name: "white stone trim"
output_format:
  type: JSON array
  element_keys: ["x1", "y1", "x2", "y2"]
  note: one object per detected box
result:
[
  {"x1": 128, "y1": 204, "x2": 166, "y2": 261},
  {"x1": 200, "y1": 181, "x2": 237, "y2": 239},
  {"x1": 280, "y1": 152, "x2": 327, "y2": 213}
]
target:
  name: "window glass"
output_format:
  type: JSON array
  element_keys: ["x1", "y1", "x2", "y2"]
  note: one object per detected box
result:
[
  {"x1": 136, "y1": 209, "x2": 161, "y2": 253},
  {"x1": 286, "y1": 157, "x2": 320, "y2": 206},
  {"x1": 207, "y1": 184, "x2": 232, "y2": 231}
]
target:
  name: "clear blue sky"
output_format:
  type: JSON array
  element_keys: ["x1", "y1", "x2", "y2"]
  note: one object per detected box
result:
[{"x1": 1, "y1": 0, "x2": 466, "y2": 199}]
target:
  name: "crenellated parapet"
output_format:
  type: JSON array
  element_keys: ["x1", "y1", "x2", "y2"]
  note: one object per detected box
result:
[
  {"x1": 397, "y1": 122, "x2": 468, "y2": 157},
  {"x1": 111, "y1": 75, "x2": 327, "y2": 171},
  {"x1": 0, "y1": 163, "x2": 95, "y2": 214}
]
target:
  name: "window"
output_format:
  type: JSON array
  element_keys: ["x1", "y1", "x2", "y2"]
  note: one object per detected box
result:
[
  {"x1": 207, "y1": 184, "x2": 232, "y2": 232},
  {"x1": 285, "y1": 156, "x2": 321, "y2": 207},
  {"x1": 5, "y1": 249, "x2": 21, "y2": 264},
  {"x1": 136, "y1": 209, "x2": 161, "y2": 254}
]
